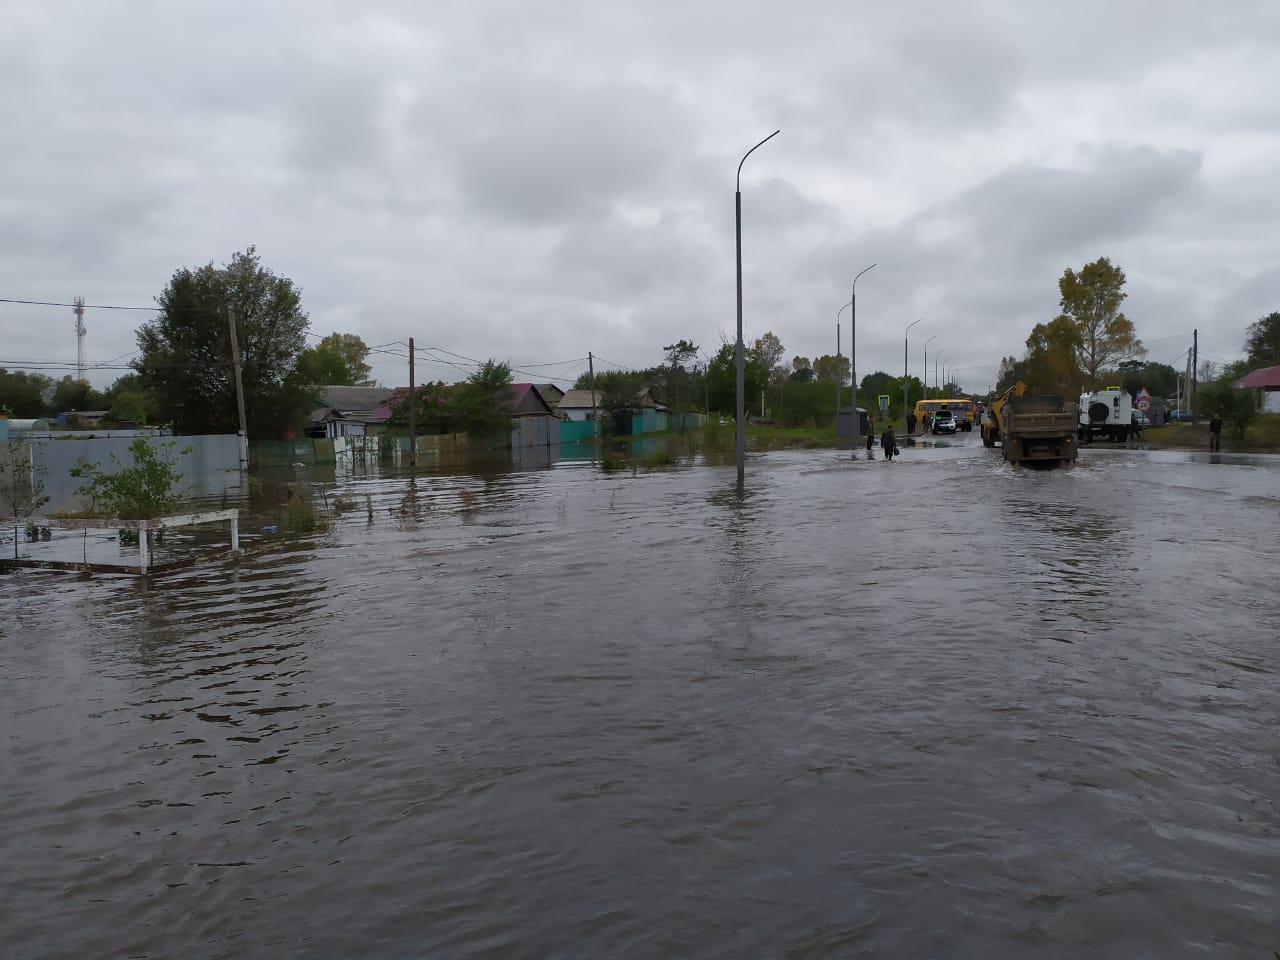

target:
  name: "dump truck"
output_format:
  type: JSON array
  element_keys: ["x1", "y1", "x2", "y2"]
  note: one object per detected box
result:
[{"x1": 982, "y1": 381, "x2": 1078, "y2": 467}]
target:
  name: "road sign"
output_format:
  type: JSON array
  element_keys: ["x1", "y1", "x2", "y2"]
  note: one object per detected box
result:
[
  {"x1": 878, "y1": 394, "x2": 890, "y2": 411},
  {"x1": 1137, "y1": 397, "x2": 1150, "y2": 411}
]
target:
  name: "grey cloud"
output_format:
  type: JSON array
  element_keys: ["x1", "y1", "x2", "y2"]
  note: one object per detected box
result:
[
  {"x1": 953, "y1": 146, "x2": 1204, "y2": 254},
  {"x1": 548, "y1": 210, "x2": 716, "y2": 302},
  {"x1": 437, "y1": 72, "x2": 700, "y2": 224}
]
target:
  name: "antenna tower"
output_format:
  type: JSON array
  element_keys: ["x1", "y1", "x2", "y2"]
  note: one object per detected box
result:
[{"x1": 74, "y1": 296, "x2": 87, "y2": 381}]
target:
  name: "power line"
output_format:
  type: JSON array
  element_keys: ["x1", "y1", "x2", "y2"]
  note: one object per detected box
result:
[
  {"x1": 0, "y1": 297, "x2": 157, "y2": 311},
  {"x1": 592, "y1": 354, "x2": 630, "y2": 371}
]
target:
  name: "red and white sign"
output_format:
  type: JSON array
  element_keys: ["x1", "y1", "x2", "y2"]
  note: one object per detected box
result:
[{"x1": 1137, "y1": 397, "x2": 1150, "y2": 411}]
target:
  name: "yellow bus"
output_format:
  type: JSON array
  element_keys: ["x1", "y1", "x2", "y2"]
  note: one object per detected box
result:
[{"x1": 914, "y1": 398, "x2": 976, "y2": 432}]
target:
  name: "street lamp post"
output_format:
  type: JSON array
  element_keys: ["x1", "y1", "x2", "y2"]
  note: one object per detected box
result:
[
  {"x1": 735, "y1": 129, "x2": 780, "y2": 490},
  {"x1": 923, "y1": 335, "x2": 937, "y2": 401},
  {"x1": 904, "y1": 318, "x2": 922, "y2": 432},
  {"x1": 935, "y1": 351, "x2": 947, "y2": 399},
  {"x1": 850, "y1": 263, "x2": 877, "y2": 452},
  {"x1": 835, "y1": 300, "x2": 851, "y2": 432}
]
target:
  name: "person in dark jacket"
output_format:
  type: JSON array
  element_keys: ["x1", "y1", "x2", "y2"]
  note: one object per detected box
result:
[
  {"x1": 1209, "y1": 412, "x2": 1223, "y2": 452},
  {"x1": 881, "y1": 425, "x2": 896, "y2": 461},
  {"x1": 866, "y1": 415, "x2": 875, "y2": 452}
]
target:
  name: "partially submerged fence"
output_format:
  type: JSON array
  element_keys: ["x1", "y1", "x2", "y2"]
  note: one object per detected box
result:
[{"x1": 9, "y1": 509, "x2": 242, "y2": 575}]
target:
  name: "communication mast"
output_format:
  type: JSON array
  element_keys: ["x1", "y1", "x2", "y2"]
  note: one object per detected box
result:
[{"x1": 74, "y1": 296, "x2": 87, "y2": 381}]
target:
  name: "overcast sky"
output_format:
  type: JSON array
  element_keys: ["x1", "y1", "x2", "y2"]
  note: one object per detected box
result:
[{"x1": 2, "y1": 0, "x2": 1276, "y2": 395}]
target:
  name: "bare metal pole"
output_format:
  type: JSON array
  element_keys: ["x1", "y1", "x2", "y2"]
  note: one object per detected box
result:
[
  {"x1": 904, "y1": 318, "x2": 922, "y2": 432},
  {"x1": 588, "y1": 351, "x2": 598, "y2": 463},
  {"x1": 408, "y1": 336, "x2": 417, "y2": 468},
  {"x1": 923, "y1": 335, "x2": 937, "y2": 401},
  {"x1": 735, "y1": 129, "x2": 780, "y2": 491},
  {"x1": 835, "y1": 300, "x2": 851, "y2": 433},
  {"x1": 850, "y1": 263, "x2": 876, "y2": 453}
]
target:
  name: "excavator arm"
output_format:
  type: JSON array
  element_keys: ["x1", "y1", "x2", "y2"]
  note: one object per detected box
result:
[{"x1": 982, "y1": 381, "x2": 1026, "y2": 446}]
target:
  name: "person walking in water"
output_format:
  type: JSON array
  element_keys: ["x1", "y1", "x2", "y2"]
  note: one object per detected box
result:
[
  {"x1": 866, "y1": 415, "x2": 875, "y2": 453},
  {"x1": 1208, "y1": 412, "x2": 1223, "y2": 452},
  {"x1": 881, "y1": 424, "x2": 896, "y2": 461}
]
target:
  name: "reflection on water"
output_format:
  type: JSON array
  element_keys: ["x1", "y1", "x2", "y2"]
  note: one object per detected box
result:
[{"x1": 2, "y1": 443, "x2": 1279, "y2": 958}]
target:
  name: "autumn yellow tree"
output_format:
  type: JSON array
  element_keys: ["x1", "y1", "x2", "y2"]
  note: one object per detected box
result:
[{"x1": 1057, "y1": 257, "x2": 1144, "y2": 387}]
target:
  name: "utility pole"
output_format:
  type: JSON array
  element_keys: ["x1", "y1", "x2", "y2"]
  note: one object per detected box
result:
[
  {"x1": 674, "y1": 357, "x2": 682, "y2": 435},
  {"x1": 1192, "y1": 328, "x2": 1198, "y2": 415},
  {"x1": 73, "y1": 297, "x2": 87, "y2": 381},
  {"x1": 588, "y1": 351, "x2": 598, "y2": 461},
  {"x1": 226, "y1": 305, "x2": 249, "y2": 473},
  {"x1": 408, "y1": 336, "x2": 417, "y2": 468}
]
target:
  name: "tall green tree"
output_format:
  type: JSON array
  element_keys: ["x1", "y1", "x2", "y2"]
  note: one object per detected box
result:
[
  {"x1": 705, "y1": 341, "x2": 767, "y2": 415},
  {"x1": 1057, "y1": 257, "x2": 1144, "y2": 386},
  {"x1": 135, "y1": 247, "x2": 314, "y2": 437},
  {"x1": 1023, "y1": 315, "x2": 1084, "y2": 398},
  {"x1": 0, "y1": 369, "x2": 53, "y2": 418},
  {"x1": 102, "y1": 374, "x2": 154, "y2": 427},
  {"x1": 1244, "y1": 311, "x2": 1280, "y2": 368},
  {"x1": 859, "y1": 371, "x2": 897, "y2": 411},
  {"x1": 49, "y1": 376, "x2": 106, "y2": 414},
  {"x1": 1117, "y1": 360, "x2": 1179, "y2": 400},
  {"x1": 776, "y1": 380, "x2": 831, "y2": 426},
  {"x1": 663, "y1": 339, "x2": 699, "y2": 432},
  {"x1": 387, "y1": 381, "x2": 449, "y2": 433},
  {"x1": 1197, "y1": 361, "x2": 1257, "y2": 441},
  {"x1": 813, "y1": 354, "x2": 850, "y2": 385},
  {"x1": 452, "y1": 360, "x2": 516, "y2": 436},
  {"x1": 297, "y1": 332, "x2": 374, "y2": 386}
]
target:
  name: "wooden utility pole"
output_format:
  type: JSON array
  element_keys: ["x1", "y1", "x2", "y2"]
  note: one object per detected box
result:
[
  {"x1": 226, "y1": 305, "x2": 249, "y2": 473},
  {"x1": 588, "y1": 351, "x2": 598, "y2": 461},
  {"x1": 408, "y1": 336, "x2": 417, "y2": 468},
  {"x1": 1191, "y1": 328, "x2": 1198, "y2": 414}
]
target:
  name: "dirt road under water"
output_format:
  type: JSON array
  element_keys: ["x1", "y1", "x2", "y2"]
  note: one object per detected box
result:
[{"x1": 2, "y1": 436, "x2": 1278, "y2": 958}]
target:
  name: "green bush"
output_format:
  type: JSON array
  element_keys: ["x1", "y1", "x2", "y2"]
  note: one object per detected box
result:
[{"x1": 69, "y1": 438, "x2": 191, "y2": 520}]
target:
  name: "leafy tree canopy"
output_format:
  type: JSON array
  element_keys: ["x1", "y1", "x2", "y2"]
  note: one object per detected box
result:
[
  {"x1": 298, "y1": 332, "x2": 375, "y2": 386},
  {"x1": 1057, "y1": 257, "x2": 1144, "y2": 385},
  {"x1": 49, "y1": 376, "x2": 106, "y2": 414},
  {"x1": 1244, "y1": 310, "x2": 1280, "y2": 368},
  {"x1": 0, "y1": 369, "x2": 53, "y2": 418},
  {"x1": 134, "y1": 247, "x2": 314, "y2": 438},
  {"x1": 388, "y1": 359, "x2": 515, "y2": 438},
  {"x1": 813, "y1": 354, "x2": 850, "y2": 384},
  {"x1": 705, "y1": 340, "x2": 767, "y2": 415},
  {"x1": 1116, "y1": 360, "x2": 1179, "y2": 401},
  {"x1": 1197, "y1": 360, "x2": 1256, "y2": 440},
  {"x1": 453, "y1": 360, "x2": 516, "y2": 436}
]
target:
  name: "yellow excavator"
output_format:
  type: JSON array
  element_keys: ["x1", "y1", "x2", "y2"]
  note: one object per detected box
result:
[{"x1": 982, "y1": 381, "x2": 1077, "y2": 466}]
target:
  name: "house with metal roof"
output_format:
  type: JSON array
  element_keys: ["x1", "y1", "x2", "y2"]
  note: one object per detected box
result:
[
  {"x1": 1235, "y1": 364, "x2": 1280, "y2": 413},
  {"x1": 307, "y1": 385, "x2": 396, "y2": 438},
  {"x1": 558, "y1": 389, "x2": 604, "y2": 422}
]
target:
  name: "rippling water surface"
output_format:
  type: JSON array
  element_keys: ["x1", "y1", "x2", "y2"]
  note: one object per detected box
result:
[{"x1": 2, "y1": 439, "x2": 1278, "y2": 958}]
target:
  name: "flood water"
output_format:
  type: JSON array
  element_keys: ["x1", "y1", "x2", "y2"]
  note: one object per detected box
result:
[{"x1": 3, "y1": 435, "x2": 1278, "y2": 958}]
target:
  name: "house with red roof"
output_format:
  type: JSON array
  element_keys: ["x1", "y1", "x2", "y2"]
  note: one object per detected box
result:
[{"x1": 1234, "y1": 364, "x2": 1280, "y2": 413}]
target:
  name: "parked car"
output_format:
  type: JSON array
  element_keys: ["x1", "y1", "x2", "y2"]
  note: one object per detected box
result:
[
  {"x1": 1168, "y1": 409, "x2": 1195, "y2": 422},
  {"x1": 1132, "y1": 411, "x2": 1151, "y2": 427},
  {"x1": 932, "y1": 411, "x2": 958, "y2": 434}
]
